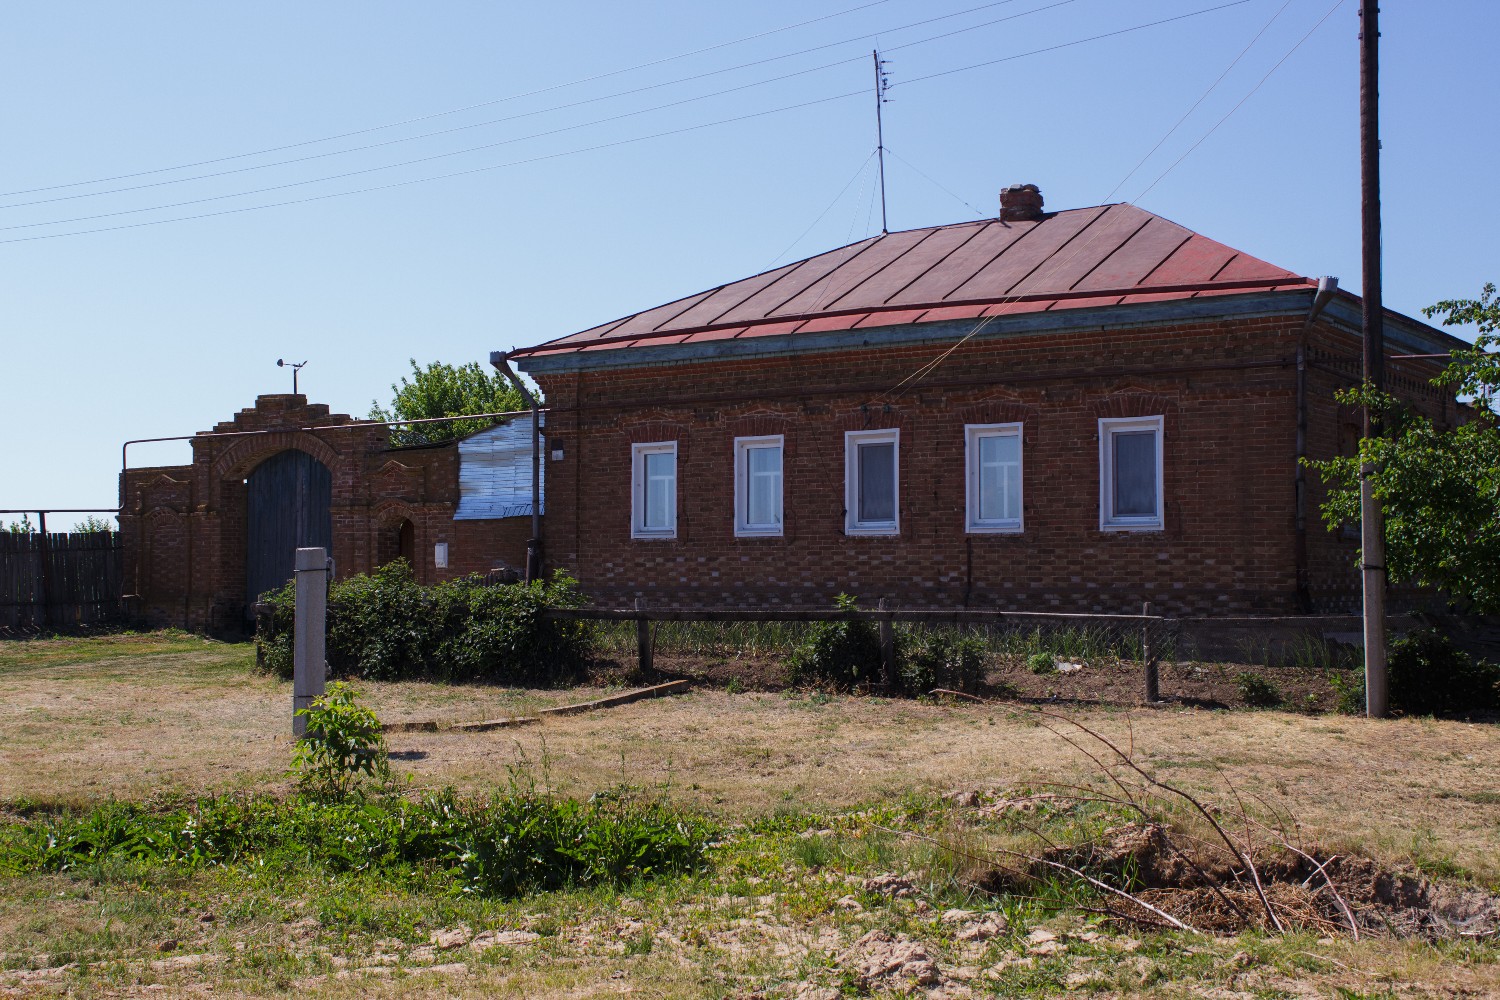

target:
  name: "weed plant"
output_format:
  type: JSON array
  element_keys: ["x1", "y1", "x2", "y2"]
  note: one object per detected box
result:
[{"x1": 1235, "y1": 671, "x2": 1284, "y2": 708}]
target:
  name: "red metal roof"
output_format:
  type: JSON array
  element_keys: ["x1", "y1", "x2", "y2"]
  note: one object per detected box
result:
[{"x1": 511, "y1": 203, "x2": 1312, "y2": 360}]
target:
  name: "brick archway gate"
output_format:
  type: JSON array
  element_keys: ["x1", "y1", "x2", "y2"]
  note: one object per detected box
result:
[{"x1": 245, "y1": 449, "x2": 333, "y2": 616}]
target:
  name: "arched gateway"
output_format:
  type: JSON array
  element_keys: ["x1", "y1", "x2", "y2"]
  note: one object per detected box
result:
[{"x1": 245, "y1": 449, "x2": 332, "y2": 615}]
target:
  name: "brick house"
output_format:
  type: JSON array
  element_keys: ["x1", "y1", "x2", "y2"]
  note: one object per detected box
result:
[
  {"x1": 118, "y1": 394, "x2": 538, "y2": 630},
  {"x1": 507, "y1": 187, "x2": 1466, "y2": 615}
]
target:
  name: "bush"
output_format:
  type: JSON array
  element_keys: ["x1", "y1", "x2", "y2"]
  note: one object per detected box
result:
[
  {"x1": 1235, "y1": 671, "x2": 1283, "y2": 708},
  {"x1": 292, "y1": 683, "x2": 390, "y2": 800},
  {"x1": 255, "y1": 561, "x2": 593, "y2": 686},
  {"x1": 1387, "y1": 628, "x2": 1500, "y2": 715},
  {"x1": 900, "y1": 629, "x2": 987, "y2": 694},
  {"x1": 786, "y1": 596, "x2": 989, "y2": 695},
  {"x1": 1329, "y1": 629, "x2": 1499, "y2": 715},
  {"x1": 785, "y1": 594, "x2": 881, "y2": 689}
]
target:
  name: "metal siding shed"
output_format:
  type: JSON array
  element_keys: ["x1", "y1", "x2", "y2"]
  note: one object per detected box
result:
[{"x1": 455, "y1": 416, "x2": 544, "y2": 520}]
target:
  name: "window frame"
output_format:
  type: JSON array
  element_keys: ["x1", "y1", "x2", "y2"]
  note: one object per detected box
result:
[
  {"x1": 965, "y1": 422, "x2": 1024, "y2": 534},
  {"x1": 733, "y1": 434, "x2": 784, "y2": 538},
  {"x1": 843, "y1": 428, "x2": 900, "y2": 536},
  {"x1": 630, "y1": 440, "x2": 678, "y2": 539},
  {"x1": 1098, "y1": 415, "x2": 1164, "y2": 532}
]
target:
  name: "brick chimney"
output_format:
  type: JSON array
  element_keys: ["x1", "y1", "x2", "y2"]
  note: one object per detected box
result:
[{"x1": 999, "y1": 183, "x2": 1044, "y2": 222}]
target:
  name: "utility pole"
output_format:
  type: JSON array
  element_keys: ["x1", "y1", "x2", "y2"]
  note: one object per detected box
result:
[
  {"x1": 872, "y1": 49, "x2": 889, "y2": 235},
  {"x1": 1358, "y1": 2, "x2": 1388, "y2": 718}
]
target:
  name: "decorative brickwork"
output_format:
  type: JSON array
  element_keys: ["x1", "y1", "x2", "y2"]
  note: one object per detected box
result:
[
  {"x1": 119, "y1": 395, "x2": 532, "y2": 631},
  {"x1": 530, "y1": 315, "x2": 1455, "y2": 615}
]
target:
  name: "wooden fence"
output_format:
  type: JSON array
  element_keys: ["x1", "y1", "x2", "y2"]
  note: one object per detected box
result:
[
  {"x1": 0, "y1": 532, "x2": 122, "y2": 630},
  {"x1": 542, "y1": 603, "x2": 1166, "y2": 700}
]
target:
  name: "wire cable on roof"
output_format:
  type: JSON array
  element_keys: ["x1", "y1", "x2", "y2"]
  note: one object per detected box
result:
[{"x1": 767, "y1": 148, "x2": 879, "y2": 268}]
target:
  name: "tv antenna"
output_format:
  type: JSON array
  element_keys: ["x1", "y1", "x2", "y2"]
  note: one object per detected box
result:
[
  {"x1": 873, "y1": 49, "x2": 891, "y2": 234},
  {"x1": 276, "y1": 358, "x2": 308, "y2": 394}
]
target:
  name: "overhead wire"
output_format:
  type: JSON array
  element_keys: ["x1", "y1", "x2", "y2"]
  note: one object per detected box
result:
[
  {"x1": 0, "y1": 0, "x2": 901, "y2": 199},
  {"x1": 883, "y1": 146, "x2": 987, "y2": 218},
  {"x1": 0, "y1": 0, "x2": 1083, "y2": 229},
  {"x1": 0, "y1": 0, "x2": 1041, "y2": 204},
  {"x1": 3, "y1": 0, "x2": 1275, "y2": 245},
  {"x1": 878, "y1": 0, "x2": 1345, "y2": 401}
]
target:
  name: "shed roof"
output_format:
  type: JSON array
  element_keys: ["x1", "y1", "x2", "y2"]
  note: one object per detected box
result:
[{"x1": 509, "y1": 203, "x2": 1314, "y2": 361}]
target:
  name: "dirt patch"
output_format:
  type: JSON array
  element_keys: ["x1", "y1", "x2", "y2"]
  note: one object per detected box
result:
[
  {"x1": 987, "y1": 819, "x2": 1500, "y2": 940},
  {"x1": 590, "y1": 650, "x2": 1345, "y2": 710}
]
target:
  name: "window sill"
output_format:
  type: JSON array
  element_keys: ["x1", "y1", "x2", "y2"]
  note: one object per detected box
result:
[
  {"x1": 1100, "y1": 521, "x2": 1163, "y2": 533},
  {"x1": 966, "y1": 523, "x2": 1023, "y2": 535},
  {"x1": 631, "y1": 531, "x2": 678, "y2": 541},
  {"x1": 845, "y1": 525, "x2": 899, "y2": 537},
  {"x1": 733, "y1": 528, "x2": 784, "y2": 539}
]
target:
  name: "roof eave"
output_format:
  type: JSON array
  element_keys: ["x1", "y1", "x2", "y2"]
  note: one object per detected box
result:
[{"x1": 512, "y1": 289, "x2": 1318, "y2": 375}]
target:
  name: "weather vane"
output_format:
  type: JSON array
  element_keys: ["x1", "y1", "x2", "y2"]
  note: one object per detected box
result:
[{"x1": 276, "y1": 358, "x2": 308, "y2": 394}]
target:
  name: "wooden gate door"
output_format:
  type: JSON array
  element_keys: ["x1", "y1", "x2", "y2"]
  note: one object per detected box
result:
[{"x1": 246, "y1": 449, "x2": 332, "y2": 615}]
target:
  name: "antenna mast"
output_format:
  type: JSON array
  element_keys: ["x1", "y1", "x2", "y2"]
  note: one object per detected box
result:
[{"x1": 873, "y1": 49, "x2": 890, "y2": 235}]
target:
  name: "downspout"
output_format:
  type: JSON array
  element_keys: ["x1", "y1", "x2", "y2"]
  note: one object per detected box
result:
[
  {"x1": 490, "y1": 350, "x2": 542, "y2": 582},
  {"x1": 1295, "y1": 276, "x2": 1339, "y2": 612}
]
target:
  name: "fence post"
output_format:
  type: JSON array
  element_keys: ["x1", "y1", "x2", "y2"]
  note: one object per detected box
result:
[
  {"x1": 878, "y1": 598, "x2": 897, "y2": 691},
  {"x1": 635, "y1": 596, "x2": 653, "y2": 675},
  {"x1": 293, "y1": 547, "x2": 329, "y2": 739},
  {"x1": 1142, "y1": 601, "x2": 1160, "y2": 704},
  {"x1": 36, "y1": 512, "x2": 53, "y2": 629}
]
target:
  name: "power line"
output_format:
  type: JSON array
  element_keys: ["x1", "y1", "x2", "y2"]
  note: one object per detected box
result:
[
  {"x1": 0, "y1": 0, "x2": 899, "y2": 199},
  {"x1": 3, "y1": 2, "x2": 1262, "y2": 244},
  {"x1": 2, "y1": 0, "x2": 1066, "y2": 211},
  {"x1": 0, "y1": 0, "x2": 1083, "y2": 220},
  {"x1": 0, "y1": 91, "x2": 867, "y2": 246},
  {"x1": 895, "y1": 0, "x2": 1256, "y2": 87},
  {"x1": 1101, "y1": 0, "x2": 1295, "y2": 203},
  {"x1": 1129, "y1": 0, "x2": 1346, "y2": 202}
]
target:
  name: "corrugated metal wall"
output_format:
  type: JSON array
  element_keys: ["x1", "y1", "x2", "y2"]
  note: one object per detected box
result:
[{"x1": 455, "y1": 415, "x2": 544, "y2": 520}]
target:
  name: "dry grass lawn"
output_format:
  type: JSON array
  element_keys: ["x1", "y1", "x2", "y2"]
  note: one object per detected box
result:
[{"x1": 1, "y1": 632, "x2": 1497, "y2": 998}]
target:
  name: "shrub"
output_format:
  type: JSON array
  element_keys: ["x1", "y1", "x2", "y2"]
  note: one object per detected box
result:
[
  {"x1": 785, "y1": 594, "x2": 882, "y2": 689},
  {"x1": 787, "y1": 598, "x2": 988, "y2": 695},
  {"x1": 292, "y1": 683, "x2": 390, "y2": 800},
  {"x1": 900, "y1": 629, "x2": 987, "y2": 694},
  {"x1": 1329, "y1": 629, "x2": 1499, "y2": 716},
  {"x1": 1027, "y1": 652, "x2": 1057, "y2": 675},
  {"x1": 255, "y1": 562, "x2": 593, "y2": 686},
  {"x1": 1387, "y1": 628, "x2": 1500, "y2": 715},
  {"x1": 1235, "y1": 671, "x2": 1283, "y2": 708}
]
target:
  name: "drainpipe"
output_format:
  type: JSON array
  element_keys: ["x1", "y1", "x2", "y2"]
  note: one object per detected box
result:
[
  {"x1": 1295, "y1": 276, "x2": 1339, "y2": 612},
  {"x1": 490, "y1": 350, "x2": 542, "y2": 583}
]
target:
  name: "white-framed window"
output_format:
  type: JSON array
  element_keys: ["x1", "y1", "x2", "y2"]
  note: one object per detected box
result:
[
  {"x1": 733, "y1": 435, "x2": 783, "y2": 537},
  {"x1": 631, "y1": 441, "x2": 677, "y2": 539},
  {"x1": 965, "y1": 423, "x2": 1023, "y2": 533},
  {"x1": 1099, "y1": 416, "x2": 1164, "y2": 531},
  {"x1": 844, "y1": 428, "x2": 899, "y2": 535}
]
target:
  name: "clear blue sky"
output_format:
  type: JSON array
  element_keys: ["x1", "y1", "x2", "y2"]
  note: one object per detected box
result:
[{"x1": 3, "y1": 0, "x2": 1495, "y2": 520}]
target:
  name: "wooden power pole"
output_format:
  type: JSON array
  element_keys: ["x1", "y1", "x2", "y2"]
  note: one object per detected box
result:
[{"x1": 1359, "y1": 1, "x2": 1388, "y2": 718}]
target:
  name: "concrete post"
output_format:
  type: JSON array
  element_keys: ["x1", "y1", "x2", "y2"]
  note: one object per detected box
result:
[
  {"x1": 293, "y1": 547, "x2": 329, "y2": 739},
  {"x1": 1142, "y1": 601, "x2": 1160, "y2": 704},
  {"x1": 635, "y1": 596, "x2": 653, "y2": 676},
  {"x1": 878, "y1": 598, "x2": 897, "y2": 692}
]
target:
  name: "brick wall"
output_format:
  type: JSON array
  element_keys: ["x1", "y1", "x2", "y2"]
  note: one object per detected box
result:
[
  {"x1": 120, "y1": 395, "x2": 531, "y2": 631},
  {"x1": 533, "y1": 315, "x2": 1454, "y2": 615}
]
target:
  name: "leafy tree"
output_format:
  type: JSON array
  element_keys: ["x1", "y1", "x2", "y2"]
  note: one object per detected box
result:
[
  {"x1": 72, "y1": 514, "x2": 116, "y2": 534},
  {"x1": 2, "y1": 514, "x2": 35, "y2": 535},
  {"x1": 1308, "y1": 284, "x2": 1500, "y2": 611},
  {"x1": 369, "y1": 359, "x2": 530, "y2": 446}
]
